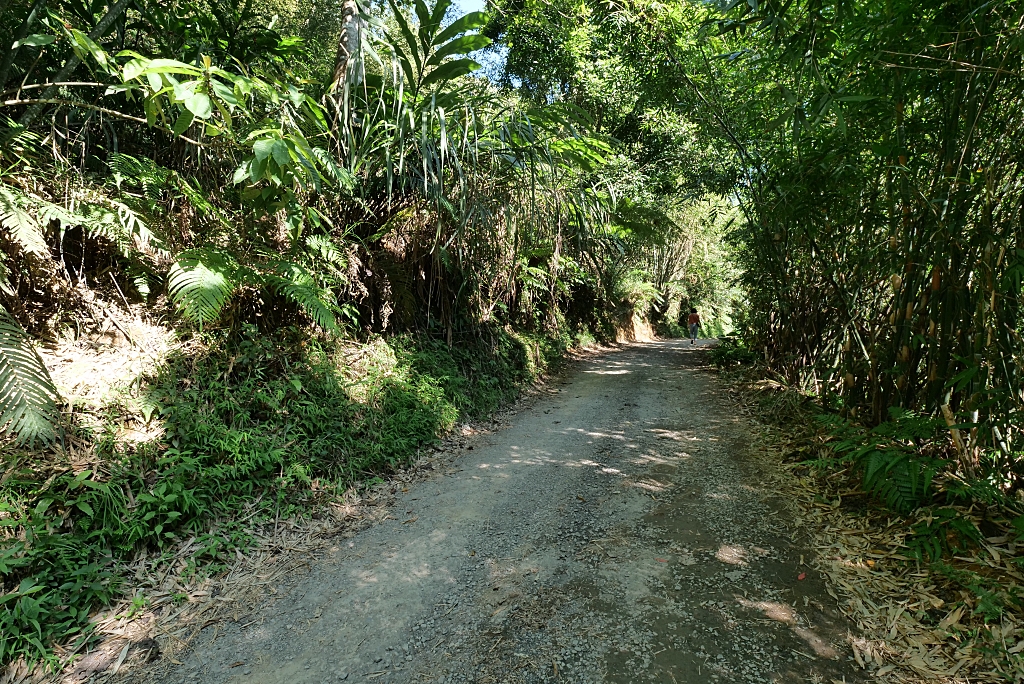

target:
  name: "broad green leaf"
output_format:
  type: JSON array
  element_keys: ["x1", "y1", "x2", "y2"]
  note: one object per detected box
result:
[
  {"x1": 433, "y1": 12, "x2": 488, "y2": 46},
  {"x1": 388, "y1": 0, "x2": 423, "y2": 73},
  {"x1": 414, "y1": 0, "x2": 432, "y2": 36},
  {"x1": 69, "y1": 29, "x2": 110, "y2": 70},
  {"x1": 210, "y1": 79, "x2": 238, "y2": 106},
  {"x1": 185, "y1": 93, "x2": 213, "y2": 119},
  {"x1": 172, "y1": 110, "x2": 194, "y2": 135},
  {"x1": 136, "y1": 59, "x2": 203, "y2": 76},
  {"x1": 425, "y1": 34, "x2": 491, "y2": 67},
  {"x1": 429, "y1": 0, "x2": 453, "y2": 27},
  {"x1": 250, "y1": 156, "x2": 268, "y2": 182},
  {"x1": 122, "y1": 59, "x2": 147, "y2": 81},
  {"x1": 271, "y1": 140, "x2": 291, "y2": 166},
  {"x1": 172, "y1": 81, "x2": 196, "y2": 102},
  {"x1": 14, "y1": 34, "x2": 56, "y2": 48},
  {"x1": 232, "y1": 162, "x2": 251, "y2": 184},
  {"x1": 390, "y1": 43, "x2": 418, "y2": 91},
  {"x1": 253, "y1": 138, "x2": 275, "y2": 162},
  {"x1": 419, "y1": 58, "x2": 480, "y2": 90}
]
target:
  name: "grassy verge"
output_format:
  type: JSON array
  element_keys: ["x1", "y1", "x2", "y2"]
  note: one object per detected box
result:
[
  {"x1": 711, "y1": 359, "x2": 1024, "y2": 682},
  {"x1": 0, "y1": 324, "x2": 570, "y2": 670}
]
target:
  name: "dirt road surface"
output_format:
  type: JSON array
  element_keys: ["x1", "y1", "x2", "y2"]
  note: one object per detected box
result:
[{"x1": 139, "y1": 340, "x2": 863, "y2": 683}]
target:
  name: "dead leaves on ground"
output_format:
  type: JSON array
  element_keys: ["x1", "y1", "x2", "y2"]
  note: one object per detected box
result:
[{"x1": 746, "y1": 425, "x2": 1024, "y2": 682}]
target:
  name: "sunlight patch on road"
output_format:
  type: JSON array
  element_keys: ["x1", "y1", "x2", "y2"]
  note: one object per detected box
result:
[
  {"x1": 716, "y1": 544, "x2": 748, "y2": 566},
  {"x1": 576, "y1": 429, "x2": 627, "y2": 440},
  {"x1": 629, "y1": 478, "x2": 671, "y2": 493},
  {"x1": 793, "y1": 626, "x2": 839, "y2": 658},
  {"x1": 406, "y1": 563, "x2": 433, "y2": 579},
  {"x1": 631, "y1": 453, "x2": 684, "y2": 466},
  {"x1": 565, "y1": 458, "x2": 628, "y2": 478},
  {"x1": 737, "y1": 598, "x2": 796, "y2": 625},
  {"x1": 737, "y1": 598, "x2": 839, "y2": 658},
  {"x1": 355, "y1": 570, "x2": 381, "y2": 586},
  {"x1": 649, "y1": 428, "x2": 689, "y2": 441}
]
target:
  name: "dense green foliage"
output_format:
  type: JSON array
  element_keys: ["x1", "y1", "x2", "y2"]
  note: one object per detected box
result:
[
  {"x1": 0, "y1": 0, "x2": 734, "y2": 667},
  {"x1": 5, "y1": 0, "x2": 1023, "y2": 671},
  {"x1": 0, "y1": 326, "x2": 562, "y2": 665},
  {"x1": 514, "y1": 0, "x2": 1024, "y2": 513}
]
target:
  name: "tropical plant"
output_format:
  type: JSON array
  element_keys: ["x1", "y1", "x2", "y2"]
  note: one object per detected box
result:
[{"x1": 0, "y1": 306, "x2": 58, "y2": 445}]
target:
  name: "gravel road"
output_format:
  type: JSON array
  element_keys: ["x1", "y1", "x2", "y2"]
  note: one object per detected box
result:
[{"x1": 149, "y1": 340, "x2": 863, "y2": 684}]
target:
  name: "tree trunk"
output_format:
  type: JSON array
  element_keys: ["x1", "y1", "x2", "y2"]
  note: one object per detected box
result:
[{"x1": 330, "y1": 0, "x2": 361, "y2": 93}]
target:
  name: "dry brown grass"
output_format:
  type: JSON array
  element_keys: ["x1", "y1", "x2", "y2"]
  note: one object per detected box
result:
[{"x1": 722, "y1": 371, "x2": 1024, "y2": 684}]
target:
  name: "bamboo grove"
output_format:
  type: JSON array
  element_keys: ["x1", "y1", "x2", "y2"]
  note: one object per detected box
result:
[
  {"x1": 706, "y1": 0, "x2": 1024, "y2": 500},
  {"x1": 486, "y1": 0, "x2": 1024, "y2": 504}
]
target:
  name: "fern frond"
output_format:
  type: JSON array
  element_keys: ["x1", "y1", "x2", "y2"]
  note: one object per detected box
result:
[
  {"x1": 0, "y1": 306, "x2": 58, "y2": 445},
  {"x1": 35, "y1": 199, "x2": 74, "y2": 229},
  {"x1": 167, "y1": 249, "x2": 238, "y2": 324},
  {"x1": 80, "y1": 204, "x2": 133, "y2": 254},
  {"x1": 127, "y1": 263, "x2": 155, "y2": 298},
  {"x1": 108, "y1": 153, "x2": 171, "y2": 201},
  {"x1": 305, "y1": 234, "x2": 348, "y2": 271},
  {"x1": 0, "y1": 254, "x2": 10, "y2": 295},
  {"x1": 0, "y1": 185, "x2": 48, "y2": 256},
  {"x1": 860, "y1": 449, "x2": 931, "y2": 514},
  {"x1": 111, "y1": 199, "x2": 166, "y2": 254},
  {"x1": 264, "y1": 261, "x2": 340, "y2": 334},
  {"x1": 176, "y1": 176, "x2": 232, "y2": 229}
]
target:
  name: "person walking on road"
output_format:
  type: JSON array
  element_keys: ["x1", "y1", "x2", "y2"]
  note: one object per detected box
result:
[{"x1": 687, "y1": 308, "x2": 700, "y2": 344}]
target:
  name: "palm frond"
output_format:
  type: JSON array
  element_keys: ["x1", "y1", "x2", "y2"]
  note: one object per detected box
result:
[
  {"x1": 167, "y1": 249, "x2": 238, "y2": 324},
  {"x1": 0, "y1": 306, "x2": 58, "y2": 445},
  {"x1": 0, "y1": 185, "x2": 48, "y2": 256},
  {"x1": 305, "y1": 234, "x2": 348, "y2": 273}
]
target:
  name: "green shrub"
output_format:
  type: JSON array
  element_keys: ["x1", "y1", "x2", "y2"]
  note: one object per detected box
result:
[
  {"x1": 708, "y1": 336, "x2": 757, "y2": 367},
  {"x1": 815, "y1": 407, "x2": 945, "y2": 515}
]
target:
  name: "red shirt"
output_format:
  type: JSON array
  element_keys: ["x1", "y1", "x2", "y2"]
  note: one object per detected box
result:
[{"x1": 687, "y1": 313, "x2": 700, "y2": 325}]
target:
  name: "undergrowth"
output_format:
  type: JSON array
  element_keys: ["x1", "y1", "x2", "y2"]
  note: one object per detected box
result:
[
  {"x1": 719, "y1": 362, "x2": 1024, "y2": 601},
  {"x1": 0, "y1": 324, "x2": 568, "y2": 668},
  {"x1": 707, "y1": 336, "x2": 757, "y2": 367}
]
